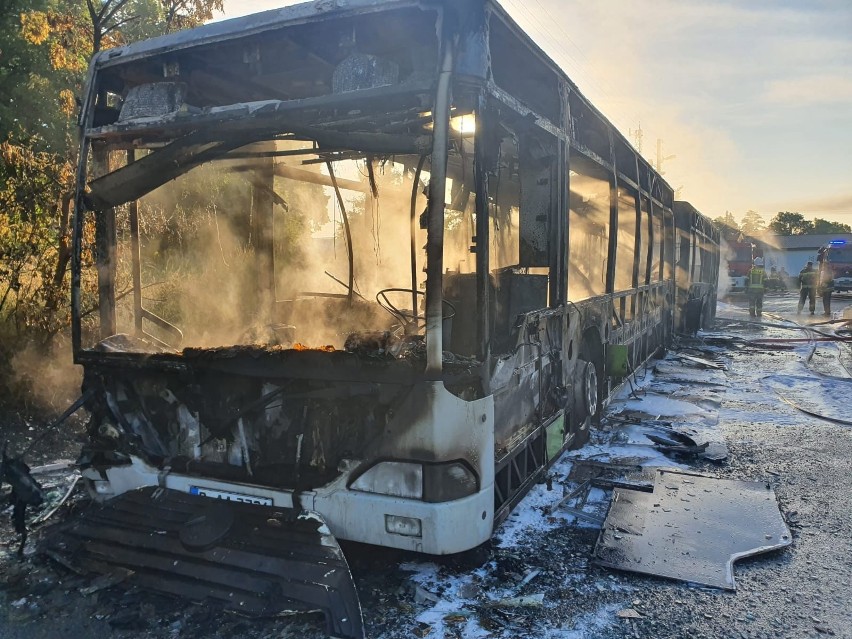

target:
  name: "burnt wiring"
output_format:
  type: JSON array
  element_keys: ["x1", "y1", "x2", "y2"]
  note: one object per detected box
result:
[{"x1": 624, "y1": 360, "x2": 646, "y2": 400}]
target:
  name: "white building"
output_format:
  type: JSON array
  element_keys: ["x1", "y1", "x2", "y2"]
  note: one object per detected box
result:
[{"x1": 762, "y1": 233, "x2": 852, "y2": 276}]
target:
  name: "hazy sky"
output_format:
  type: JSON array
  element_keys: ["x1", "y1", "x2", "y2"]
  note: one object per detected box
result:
[{"x1": 219, "y1": 0, "x2": 852, "y2": 224}]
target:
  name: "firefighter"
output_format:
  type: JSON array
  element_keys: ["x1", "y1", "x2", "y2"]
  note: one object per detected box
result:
[
  {"x1": 797, "y1": 261, "x2": 817, "y2": 315},
  {"x1": 818, "y1": 266, "x2": 834, "y2": 316},
  {"x1": 746, "y1": 257, "x2": 765, "y2": 317}
]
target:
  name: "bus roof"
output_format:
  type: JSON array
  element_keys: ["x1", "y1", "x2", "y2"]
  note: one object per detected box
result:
[
  {"x1": 87, "y1": 0, "x2": 672, "y2": 197},
  {"x1": 92, "y1": 0, "x2": 418, "y2": 70}
]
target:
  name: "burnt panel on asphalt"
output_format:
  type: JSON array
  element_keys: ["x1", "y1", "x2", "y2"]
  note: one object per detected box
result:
[{"x1": 594, "y1": 469, "x2": 791, "y2": 590}]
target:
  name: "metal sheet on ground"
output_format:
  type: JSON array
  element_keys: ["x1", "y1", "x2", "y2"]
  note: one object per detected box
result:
[
  {"x1": 594, "y1": 469, "x2": 791, "y2": 590},
  {"x1": 41, "y1": 487, "x2": 364, "y2": 639},
  {"x1": 652, "y1": 361, "x2": 729, "y2": 387}
]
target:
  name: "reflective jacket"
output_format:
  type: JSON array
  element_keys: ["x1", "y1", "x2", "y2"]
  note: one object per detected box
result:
[
  {"x1": 799, "y1": 267, "x2": 817, "y2": 289},
  {"x1": 747, "y1": 266, "x2": 765, "y2": 291}
]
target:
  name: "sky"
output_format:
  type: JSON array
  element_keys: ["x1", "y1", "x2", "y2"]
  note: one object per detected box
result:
[{"x1": 218, "y1": 0, "x2": 852, "y2": 225}]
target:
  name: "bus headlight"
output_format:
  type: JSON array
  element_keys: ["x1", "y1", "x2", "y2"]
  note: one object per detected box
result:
[
  {"x1": 350, "y1": 461, "x2": 479, "y2": 502},
  {"x1": 350, "y1": 461, "x2": 423, "y2": 499},
  {"x1": 423, "y1": 462, "x2": 478, "y2": 502}
]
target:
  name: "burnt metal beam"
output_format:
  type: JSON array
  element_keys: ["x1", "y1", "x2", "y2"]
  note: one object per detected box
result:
[
  {"x1": 127, "y1": 149, "x2": 142, "y2": 335},
  {"x1": 325, "y1": 162, "x2": 355, "y2": 305},
  {"x1": 86, "y1": 80, "x2": 433, "y2": 141},
  {"x1": 92, "y1": 144, "x2": 117, "y2": 339},
  {"x1": 88, "y1": 124, "x2": 429, "y2": 210},
  {"x1": 425, "y1": 39, "x2": 454, "y2": 378},
  {"x1": 410, "y1": 155, "x2": 427, "y2": 322},
  {"x1": 273, "y1": 163, "x2": 369, "y2": 193},
  {"x1": 473, "y1": 93, "x2": 490, "y2": 363}
]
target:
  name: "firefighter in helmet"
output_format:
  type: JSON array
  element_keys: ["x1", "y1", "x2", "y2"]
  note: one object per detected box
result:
[
  {"x1": 798, "y1": 261, "x2": 818, "y2": 315},
  {"x1": 818, "y1": 265, "x2": 834, "y2": 316},
  {"x1": 746, "y1": 257, "x2": 765, "y2": 317}
]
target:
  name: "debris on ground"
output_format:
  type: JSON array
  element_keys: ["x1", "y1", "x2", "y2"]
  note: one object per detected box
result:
[
  {"x1": 40, "y1": 486, "x2": 365, "y2": 639},
  {"x1": 616, "y1": 608, "x2": 643, "y2": 619},
  {"x1": 594, "y1": 469, "x2": 792, "y2": 590},
  {"x1": 675, "y1": 352, "x2": 729, "y2": 370},
  {"x1": 5, "y1": 299, "x2": 852, "y2": 638},
  {"x1": 487, "y1": 593, "x2": 545, "y2": 608},
  {"x1": 1, "y1": 444, "x2": 45, "y2": 556}
]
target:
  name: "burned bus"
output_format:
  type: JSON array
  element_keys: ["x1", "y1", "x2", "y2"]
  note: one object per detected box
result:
[{"x1": 63, "y1": 0, "x2": 719, "y2": 632}]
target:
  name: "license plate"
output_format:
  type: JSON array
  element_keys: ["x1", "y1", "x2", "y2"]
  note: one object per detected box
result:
[{"x1": 189, "y1": 486, "x2": 273, "y2": 506}]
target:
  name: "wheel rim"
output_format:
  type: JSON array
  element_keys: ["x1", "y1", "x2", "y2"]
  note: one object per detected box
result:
[{"x1": 584, "y1": 362, "x2": 598, "y2": 416}]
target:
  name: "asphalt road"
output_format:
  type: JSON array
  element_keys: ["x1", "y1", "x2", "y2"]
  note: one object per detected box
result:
[{"x1": 2, "y1": 290, "x2": 851, "y2": 639}]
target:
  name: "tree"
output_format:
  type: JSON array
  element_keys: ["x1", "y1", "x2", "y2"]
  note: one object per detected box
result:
[
  {"x1": 740, "y1": 210, "x2": 767, "y2": 236},
  {"x1": 163, "y1": 0, "x2": 224, "y2": 32},
  {"x1": 86, "y1": 0, "x2": 137, "y2": 54},
  {"x1": 712, "y1": 211, "x2": 740, "y2": 242},
  {"x1": 769, "y1": 211, "x2": 814, "y2": 236},
  {"x1": 3, "y1": 0, "x2": 225, "y2": 407},
  {"x1": 0, "y1": 141, "x2": 75, "y2": 340},
  {"x1": 18, "y1": 0, "x2": 226, "y2": 115},
  {"x1": 2, "y1": 2, "x2": 77, "y2": 151},
  {"x1": 811, "y1": 218, "x2": 851, "y2": 234}
]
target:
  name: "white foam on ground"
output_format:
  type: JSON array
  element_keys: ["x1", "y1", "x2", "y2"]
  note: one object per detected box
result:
[
  {"x1": 538, "y1": 603, "x2": 622, "y2": 638},
  {"x1": 398, "y1": 561, "x2": 624, "y2": 638},
  {"x1": 621, "y1": 393, "x2": 713, "y2": 418},
  {"x1": 763, "y1": 374, "x2": 852, "y2": 424}
]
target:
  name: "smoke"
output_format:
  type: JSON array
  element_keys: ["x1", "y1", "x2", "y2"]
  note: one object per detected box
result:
[
  {"x1": 95, "y1": 148, "x2": 461, "y2": 352},
  {"x1": 271, "y1": 155, "x2": 435, "y2": 348},
  {"x1": 717, "y1": 238, "x2": 736, "y2": 299},
  {"x1": 10, "y1": 339, "x2": 82, "y2": 413}
]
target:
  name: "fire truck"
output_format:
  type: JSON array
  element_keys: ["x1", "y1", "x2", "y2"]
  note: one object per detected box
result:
[
  {"x1": 822, "y1": 240, "x2": 852, "y2": 292},
  {"x1": 727, "y1": 238, "x2": 762, "y2": 293}
]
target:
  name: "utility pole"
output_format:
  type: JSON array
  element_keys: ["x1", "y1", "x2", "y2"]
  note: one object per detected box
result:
[
  {"x1": 630, "y1": 122, "x2": 644, "y2": 153},
  {"x1": 655, "y1": 138, "x2": 675, "y2": 176}
]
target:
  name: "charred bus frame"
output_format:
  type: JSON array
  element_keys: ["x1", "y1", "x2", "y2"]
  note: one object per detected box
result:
[{"x1": 70, "y1": 0, "x2": 719, "y2": 563}]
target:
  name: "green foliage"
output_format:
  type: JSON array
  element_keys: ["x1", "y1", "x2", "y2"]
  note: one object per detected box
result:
[
  {"x1": 811, "y1": 218, "x2": 851, "y2": 235},
  {"x1": 767, "y1": 212, "x2": 850, "y2": 236},
  {"x1": 0, "y1": 141, "x2": 74, "y2": 341},
  {"x1": 1, "y1": 0, "x2": 225, "y2": 407},
  {"x1": 769, "y1": 211, "x2": 813, "y2": 235},
  {"x1": 0, "y1": 2, "x2": 75, "y2": 151},
  {"x1": 162, "y1": 0, "x2": 224, "y2": 32}
]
